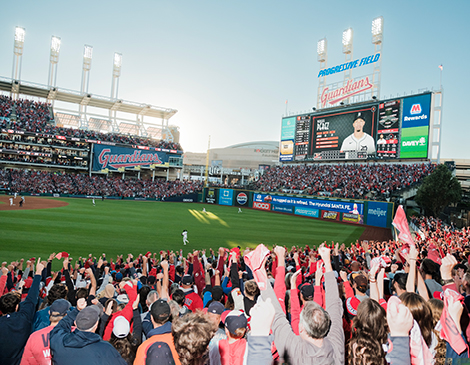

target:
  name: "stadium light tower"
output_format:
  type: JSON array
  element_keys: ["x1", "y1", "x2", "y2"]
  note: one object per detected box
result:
[
  {"x1": 81, "y1": 45, "x2": 93, "y2": 94},
  {"x1": 111, "y1": 52, "x2": 122, "y2": 100},
  {"x1": 342, "y1": 28, "x2": 354, "y2": 103},
  {"x1": 109, "y1": 52, "x2": 123, "y2": 133},
  {"x1": 12, "y1": 26, "x2": 25, "y2": 82},
  {"x1": 371, "y1": 16, "x2": 384, "y2": 100},
  {"x1": 316, "y1": 38, "x2": 327, "y2": 109},
  {"x1": 48, "y1": 36, "x2": 61, "y2": 88},
  {"x1": 80, "y1": 45, "x2": 93, "y2": 129}
]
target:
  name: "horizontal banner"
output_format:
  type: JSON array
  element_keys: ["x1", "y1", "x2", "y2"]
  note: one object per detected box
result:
[
  {"x1": 322, "y1": 210, "x2": 340, "y2": 220},
  {"x1": 93, "y1": 144, "x2": 175, "y2": 171},
  {"x1": 294, "y1": 207, "x2": 320, "y2": 218},
  {"x1": 272, "y1": 205, "x2": 293, "y2": 213},
  {"x1": 253, "y1": 193, "x2": 363, "y2": 215}
]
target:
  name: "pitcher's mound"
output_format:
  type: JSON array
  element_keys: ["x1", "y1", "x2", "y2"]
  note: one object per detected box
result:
[{"x1": 0, "y1": 196, "x2": 69, "y2": 211}]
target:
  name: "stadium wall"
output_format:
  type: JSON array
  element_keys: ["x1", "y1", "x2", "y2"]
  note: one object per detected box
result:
[{"x1": 202, "y1": 187, "x2": 394, "y2": 228}]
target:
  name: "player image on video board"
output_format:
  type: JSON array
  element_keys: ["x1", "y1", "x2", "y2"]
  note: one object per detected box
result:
[
  {"x1": 309, "y1": 105, "x2": 377, "y2": 160},
  {"x1": 340, "y1": 112, "x2": 376, "y2": 153}
]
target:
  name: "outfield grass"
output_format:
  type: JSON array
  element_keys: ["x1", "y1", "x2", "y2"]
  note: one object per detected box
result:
[{"x1": 0, "y1": 198, "x2": 364, "y2": 268}]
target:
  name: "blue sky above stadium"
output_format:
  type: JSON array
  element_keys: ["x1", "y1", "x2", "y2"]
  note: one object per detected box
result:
[{"x1": 0, "y1": 0, "x2": 468, "y2": 159}]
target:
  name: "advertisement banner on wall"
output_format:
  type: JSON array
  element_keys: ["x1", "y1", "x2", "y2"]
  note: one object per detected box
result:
[
  {"x1": 342, "y1": 212, "x2": 364, "y2": 224},
  {"x1": 205, "y1": 188, "x2": 218, "y2": 204},
  {"x1": 234, "y1": 191, "x2": 250, "y2": 207},
  {"x1": 218, "y1": 189, "x2": 234, "y2": 206},
  {"x1": 366, "y1": 201, "x2": 389, "y2": 228},
  {"x1": 253, "y1": 194, "x2": 363, "y2": 215},
  {"x1": 92, "y1": 144, "x2": 172, "y2": 171},
  {"x1": 294, "y1": 207, "x2": 320, "y2": 218},
  {"x1": 253, "y1": 201, "x2": 271, "y2": 211},
  {"x1": 322, "y1": 211, "x2": 340, "y2": 220},
  {"x1": 399, "y1": 126, "x2": 429, "y2": 159},
  {"x1": 272, "y1": 205, "x2": 294, "y2": 213},
  {"x1": 402, "y1": 93, "x2": 431, "y2": 129}
]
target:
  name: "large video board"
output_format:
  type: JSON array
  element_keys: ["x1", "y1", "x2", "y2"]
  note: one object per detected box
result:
[{"x1": 279, "y1": 92, "x2": 432, "y2": 162}]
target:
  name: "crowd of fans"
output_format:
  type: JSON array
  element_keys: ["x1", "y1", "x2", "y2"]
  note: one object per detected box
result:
[
  {"x1": 253, "y1": 163, "x2": 436, "y2": 200},
  {"x1": 1, "y1": 215, "x2": 470, "y2": 364},
  {"x1": 0, "y1": 169, "x2": 202, "y2": 198},
  {"x1": 7, "y1": 170, "x2": 201, "y2": 198},
  {"x1": 0, "y1": 95, "x2": 182, "y2": 151}
]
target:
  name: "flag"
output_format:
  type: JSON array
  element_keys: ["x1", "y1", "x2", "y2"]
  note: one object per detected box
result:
[
  {"x1": 439, "y1": 289, "x2": 468, "y2": 355},
  {"x1": 392, "y1": 205, "x2": 415, "y2": 247},
  {"x1": 244, "y1": 244, "x2": 270, "y2": 290},
  {"x1": 55, "y1": 252, "x2": 69, "y2": 260},
  {"x1": 438, "y1": 65, "x2": 443, "y2": 71}
]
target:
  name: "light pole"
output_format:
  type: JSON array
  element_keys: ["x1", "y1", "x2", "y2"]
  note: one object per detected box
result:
[
  {"x1": 371, "y1": 16, "x2": 384, "y2": 100},
  {"x1": 316, "y1": 38, "x2": 327, "y2": 109},
  {"x1": 48, "y1": 36, "x2": 61, "y2": 88},
  {"x1": 80, "y1": 45, "x2": 93, "y2": 129},
  {"x1": 342, "y1": 28, "x2": 353, "y2": 103}
]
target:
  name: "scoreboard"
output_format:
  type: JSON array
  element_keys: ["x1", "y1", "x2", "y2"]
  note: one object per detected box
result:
[{"x1": 279, "y1": 92, "x2": 432, "y2": 162}]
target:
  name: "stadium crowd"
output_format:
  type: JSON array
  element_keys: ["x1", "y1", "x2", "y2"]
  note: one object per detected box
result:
[
  {"x1": 0, "y1": 95, "x2": 182, "y2": 151},
  {"x1": 253, "y1": 163, "x2": 436, "y2": 200},
  {"x1": 1, "y1": 213, "x2": 470, "y2": 364},
  {"x1": 0, "y1": 169, "x2": 202, "y2": 198}
]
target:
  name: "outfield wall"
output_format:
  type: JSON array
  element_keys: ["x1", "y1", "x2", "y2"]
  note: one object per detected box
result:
[{"x1": 202, "y1": 187, "x2": 394, "y2": 228}]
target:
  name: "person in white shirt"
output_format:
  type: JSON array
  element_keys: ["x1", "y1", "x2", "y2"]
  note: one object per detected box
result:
[{"x1": 340, "y1": 113, "x2": 376, "y2": 154}]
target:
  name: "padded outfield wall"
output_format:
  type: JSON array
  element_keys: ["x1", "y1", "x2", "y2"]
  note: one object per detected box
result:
[{"x1": 202, "y1": 187, "x2": 393, "y2": 228}]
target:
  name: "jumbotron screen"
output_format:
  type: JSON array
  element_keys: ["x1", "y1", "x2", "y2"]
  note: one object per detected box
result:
[{"x1": 279, "y1": 92, "x2": 432, "y2": 162}]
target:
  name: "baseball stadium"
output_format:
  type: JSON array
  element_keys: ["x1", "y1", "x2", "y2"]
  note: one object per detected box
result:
[{"x1": 0, "y1": 5, "x2": 469, "y2": 365}]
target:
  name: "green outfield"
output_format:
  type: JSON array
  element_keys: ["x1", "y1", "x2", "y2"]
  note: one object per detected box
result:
[{"x1": 0, "y1": 198, "x2": 364, "y2": 267}]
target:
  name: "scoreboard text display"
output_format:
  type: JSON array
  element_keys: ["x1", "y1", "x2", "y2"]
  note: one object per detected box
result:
[{"x1": 279, "y1": 92, "x2": 432, "y2": 162}]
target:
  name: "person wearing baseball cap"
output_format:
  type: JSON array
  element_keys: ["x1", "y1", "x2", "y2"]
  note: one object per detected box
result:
[
  {"x1": 134, "y1": 299, "x2": 181, "y2": 364},
  {"x1": 212, "y1": 310, "x2": 248, "y2": 365},
  {"x1": 22, "y1": 299, "x2": 71, "y2": 365},
  {"x1": 49, "y1": 299, "x2": 127, "y2": 365},
  {"x1": 181, "y1": 274, "x2": 203, "y2": 313},
  {"x1": 205, "y1": 301, "x2": 228, "y2": 364}
]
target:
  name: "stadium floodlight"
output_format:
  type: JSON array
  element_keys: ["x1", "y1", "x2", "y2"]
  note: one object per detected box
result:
[
  {"x1": 51, "y1": 36, "x2": 61, "y2": 53},
  {"x1": 15, "y1": 27, "x2": 25, "y2": 43},
  {"x1": 371, "y1": 16, "x2": 384, "y2": 44},
  {"x1": 12, "y1": 26, "x2": 26, "y2": 81},
  {"x1": 113, "y1": 53, "x2": 122, "y2": 68},
  {"x1": 84, "y1": 45, "x2": 93, "y2": 60},
  {"x1": 48, "y1": 36, "x2": 61, "y2": 87},
  {"x1": 342, "y1": 28, "x2": 353, "y2": 54},
  {"x1": 317, "y1": 38, "x2": 327, "y2": 62}
]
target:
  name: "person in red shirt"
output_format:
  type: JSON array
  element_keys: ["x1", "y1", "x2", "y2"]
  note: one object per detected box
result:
[
  {"x1": 181, "y1": 275, "x2": 203, "y2": 312},
  {"x1": 21, "y1": 299, "x2": 71, "y2": 365}
]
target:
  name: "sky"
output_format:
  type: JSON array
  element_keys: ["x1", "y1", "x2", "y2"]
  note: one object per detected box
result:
[{"x1": 0, "y1": 0, "x2": 468, "y2": 159}]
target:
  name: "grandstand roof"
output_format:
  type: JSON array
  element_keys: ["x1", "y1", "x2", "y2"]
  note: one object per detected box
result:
[
  {"x1": 225, "y1": 141, "x2": 278, "y2": 149},
  {"x1": 0, "y1": 77, "x2": 177, "y2": 120}
]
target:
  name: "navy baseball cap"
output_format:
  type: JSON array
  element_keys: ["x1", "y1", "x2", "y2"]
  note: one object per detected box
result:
[
  {"x1": 223, "y1": 310, "x2": 247, "y2": 335},
  {"x1": 50, "y1": 299, "x2": 71, "y2": 316},
  {"x1": 207, "y1": 301, "x2": 225, "y2": 315},
  {"x1": 182, "y1": 275, "x2": 193, "y2": 285}
]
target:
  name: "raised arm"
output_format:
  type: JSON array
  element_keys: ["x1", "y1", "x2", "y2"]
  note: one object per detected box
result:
[{"x1": 319, "y1": 245, "x2": 345, "y2": 364}]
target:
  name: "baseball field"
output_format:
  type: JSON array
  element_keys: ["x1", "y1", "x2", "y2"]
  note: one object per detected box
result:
[{"x1": 0, "y1": 197, "x2": 366, "y2": 267}]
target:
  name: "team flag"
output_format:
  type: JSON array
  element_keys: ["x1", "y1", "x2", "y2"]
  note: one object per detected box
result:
[
  {"x1": 438, "y1": 64, "x2": 443, "y2": 71},
  {"x1": 55, "y1": 252, "x2": 69, "y2": 260},
  {"x1": 392, "y1": 205, "x2": 415, "y2": 247}
]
